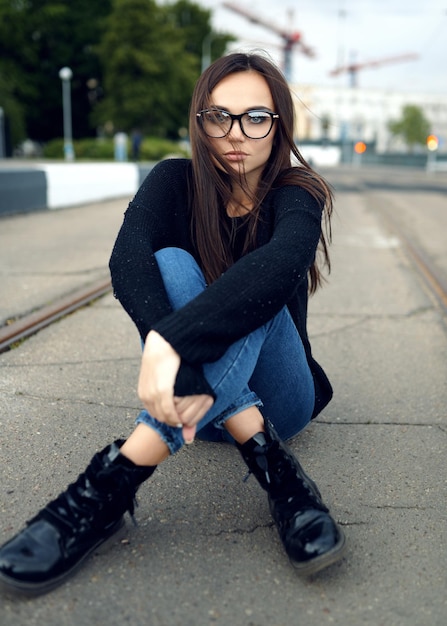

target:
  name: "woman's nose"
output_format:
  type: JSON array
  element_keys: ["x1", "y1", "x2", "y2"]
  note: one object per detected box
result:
[{"x1": 227, "y1": 119, "x2": 245, "y2": 141}]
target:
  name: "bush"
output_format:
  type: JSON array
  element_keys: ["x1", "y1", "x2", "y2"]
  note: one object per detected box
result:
[
  {"x1": 42, "y1": 136, "x2": 189, "y2": 160},
  {"x1": 74, "y1": 138, "x2": 115, "y2": 159},
  {"x1": 139, "y1": 137, "x2": 188, "y2": 160},
  {"x1": 42, "y1": 138, "x2": 65, "y2": 159}
]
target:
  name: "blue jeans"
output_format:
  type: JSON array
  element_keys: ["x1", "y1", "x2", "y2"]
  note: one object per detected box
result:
[{"x1": 135, "y1": 248, "x2": 315, "y2": 454}]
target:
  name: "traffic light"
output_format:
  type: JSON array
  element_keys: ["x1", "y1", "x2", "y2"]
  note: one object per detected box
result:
[
  {"x1": 354, "y1": 141, "x2": 367, "y2": 154},
  {"x1": 426, "y1": 135, "x2": 439, "y2": 151}
]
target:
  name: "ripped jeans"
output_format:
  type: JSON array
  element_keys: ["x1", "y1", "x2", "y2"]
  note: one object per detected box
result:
[{"x1": 135, "y1": 248, "x2": 315, "y2": 454}]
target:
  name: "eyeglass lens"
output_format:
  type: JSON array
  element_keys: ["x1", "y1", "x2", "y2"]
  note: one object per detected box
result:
[{"x1": 201, "y1": 110, "x2": 274, "y2": 139}]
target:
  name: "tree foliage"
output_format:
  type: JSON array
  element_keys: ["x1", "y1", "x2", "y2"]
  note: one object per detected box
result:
[
  {"x1": 95, "y1": 0, "x2": 232, "y2": 138},
  {"x1": 0, "y1": 0, "x2": 112, "y2": 146},
  {"x1": 0, "y1": 0, "x2": 233, "y2": 147},
  {"x1": 388, "y1": 105, "x2": 431, "y2": 151},
  {"x1": 167, "y1": 0, "x2": 231, "y2": 68}
]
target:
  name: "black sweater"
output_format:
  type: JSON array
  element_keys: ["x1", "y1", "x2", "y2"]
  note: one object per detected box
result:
[{"x1": 109, "y1": 159, "x2": 332, "y2": 418}]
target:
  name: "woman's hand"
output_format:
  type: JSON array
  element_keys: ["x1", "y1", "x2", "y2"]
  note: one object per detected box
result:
[{"x1": 138, "y1": 330, "x2": 214, "y2": 443}]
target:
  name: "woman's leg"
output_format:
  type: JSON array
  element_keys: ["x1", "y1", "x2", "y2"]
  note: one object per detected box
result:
[
  {"x1": 224, "y1": 406, "x2": 265, "y2": 443},
  {"x1": 137, "y1": 247, "x2": 314, "y2": 452},
  {"x1": 120, "y1": 423, "x2": 170, "y2": 465},
  {"x1": 147, "y1": 249, "x2": 346, "y2": 575},
  {"x1": 247, "y1": 307, "x2": 315, "y2": 441},
  {"x1": 0, "y1": 247, "x2": 341, "y2": 594},
  {"x1": 236, "y1": 419, "x2": 346, "y2": 575}
]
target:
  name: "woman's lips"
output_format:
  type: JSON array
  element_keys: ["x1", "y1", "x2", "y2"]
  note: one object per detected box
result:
[{"x1": 224, "y1": 151, "x2": 248, "y2": 162}]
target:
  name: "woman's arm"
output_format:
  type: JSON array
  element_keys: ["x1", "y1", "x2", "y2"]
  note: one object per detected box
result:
[
  {"x1": 109, "y1": 160, "x2": 191, "y2": 340},
  {"x1": 109, "y1": 159, "x2": 215, "y2": 401},
  {"x1": 110, "y1": 166, "x2": 321, "y2": 400},
  {"x1": 153, "y1": 185, "x2": 323, "y2": 365}
]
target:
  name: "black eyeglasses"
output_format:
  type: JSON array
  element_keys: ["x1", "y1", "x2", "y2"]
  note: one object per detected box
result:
[{"x1": 197, "y1": 108, "x2": 279, "y2": 139}]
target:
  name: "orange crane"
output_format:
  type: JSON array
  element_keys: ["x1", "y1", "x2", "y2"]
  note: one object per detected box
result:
[
  {"x1": 329, "y1": 53, "x2": 419, "y2": 87},
  {"x1": 223, "y1": 2, "x2": 314, "y2": 82}
]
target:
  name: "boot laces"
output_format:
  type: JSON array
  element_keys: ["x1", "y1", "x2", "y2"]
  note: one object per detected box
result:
[
  {"x1": 35, "y1": 455, "x2": 139, "y2": 534},
  {"x1": 254, "y1": 440, "x2": 328, "y2": 512}
]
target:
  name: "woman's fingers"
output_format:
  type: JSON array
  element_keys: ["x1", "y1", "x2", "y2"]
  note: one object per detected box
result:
[
  {"x1": 174, "y1": 395, "x2": 214, "y2": 425},
  {"x1": 138, "y1": 331, "x2": 214, "y2": 435},
  {"x1": 182, "y1": 424, "x2": 197, "y2": 445}
]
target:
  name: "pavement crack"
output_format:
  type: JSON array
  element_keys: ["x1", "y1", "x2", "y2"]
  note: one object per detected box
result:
[
  {"x1": 311, "y1": 306, "x2": 436, "y2": 340},
  {"x1": 310, "y1": 316, "x2": 370, "y2": 338},
  {"x1": 315, "y1": 420, "x2": 439, "y2": 428},
  {"x1": 362, "y1": 504, "x2": 432, "y2": 511},
  {"x1": 9, "y1": 390, "x2": 139, "y2": 411},
  {"x1": 208, "y1": 521, "x2": 275, "y2": 537}
]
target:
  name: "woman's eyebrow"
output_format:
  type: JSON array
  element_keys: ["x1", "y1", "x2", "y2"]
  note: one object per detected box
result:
[{"x1": 210, "y1": 105, "x2": 273, "y2": 112}]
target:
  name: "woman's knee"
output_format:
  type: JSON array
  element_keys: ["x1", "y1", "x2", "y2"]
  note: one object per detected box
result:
[
  {"x1": 155, "y1": 246, "x2": 194, "y2": 265},
  {"x1": 154, "y1": 247, "x2": 206, "y2": 307}
]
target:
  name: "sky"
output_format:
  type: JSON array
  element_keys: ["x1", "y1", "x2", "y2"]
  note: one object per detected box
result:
[{"x1": 195, "y1": 0, "x2": 447, "y2": 94}]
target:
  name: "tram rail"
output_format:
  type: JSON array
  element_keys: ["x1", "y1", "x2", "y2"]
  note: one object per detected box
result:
[
  {"x1": 2, "y1": 216, "x2": 446, "y2": 355},
  {"x1": 0, "y1": 277, "x2": 111, "y2": 353},
  {"x1": 368, "y1": 196, "x2": 447, "y2": 316},
  {"x1": 386, "y1": 214, "x2": 447, "y2": 313},
  {"x1": 1, "y1": 171, "x2": 446, "y2": 353}
]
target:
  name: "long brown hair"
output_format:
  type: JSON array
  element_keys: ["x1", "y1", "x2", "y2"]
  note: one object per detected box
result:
[{"x1": 189, "y1": 52, "x2": 333, "y2": 294}]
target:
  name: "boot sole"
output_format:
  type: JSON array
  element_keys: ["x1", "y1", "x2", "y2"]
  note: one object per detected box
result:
[
  {"x1": 289, "y1": 527, "x2": 347, "y2": 576},
  {"x1": 0, "y1": 518, "x2": 125, "y2": 596}
]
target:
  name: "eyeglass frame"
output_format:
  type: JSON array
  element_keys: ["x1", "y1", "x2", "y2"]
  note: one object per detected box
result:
[{"x1": 196, "y1": 108, "x2": 279, "y2": 139}]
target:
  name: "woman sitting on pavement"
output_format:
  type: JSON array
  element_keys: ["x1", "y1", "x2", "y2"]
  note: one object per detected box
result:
[{"x1": 0, "y1": 52, "x2": 345, "y2": 594}]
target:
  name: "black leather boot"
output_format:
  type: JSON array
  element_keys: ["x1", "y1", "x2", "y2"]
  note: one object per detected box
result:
[
  {"x1": 237, "y1": 420, "x2": 346, "y2": 575},
  {"x1": 0, "y1": 440, "x2": 156, "y2": 595}
]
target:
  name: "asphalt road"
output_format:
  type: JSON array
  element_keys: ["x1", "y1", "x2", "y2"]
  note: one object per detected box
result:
[{"x1": 0, "y1": 165, "x2": 446, "y2": 626}]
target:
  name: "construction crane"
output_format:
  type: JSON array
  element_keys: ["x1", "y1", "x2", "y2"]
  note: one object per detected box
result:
[
  {"x1": 329, "y1": 53, "x2": 419, "y2": 88},
  {"x1": 223, "y1": 2, "x2": 314, "y2": 82}
]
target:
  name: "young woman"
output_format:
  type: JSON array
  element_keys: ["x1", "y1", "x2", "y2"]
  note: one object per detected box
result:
[{"x1": 0, "y1": 52, "x2": 345, "y2": 595}]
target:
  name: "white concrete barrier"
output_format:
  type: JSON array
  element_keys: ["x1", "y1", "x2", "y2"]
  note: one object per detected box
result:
[
  {"x1": 0, "y1": 162, "x2": 157, "y2": 215},
  {"x1": 292, "y1": 146, "x2": 341, "y2": 168},
  {"x1": 42, "y1": 163, "x2": 140, "y2": 209}
]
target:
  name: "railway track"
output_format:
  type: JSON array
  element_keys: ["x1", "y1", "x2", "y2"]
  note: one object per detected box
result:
[
  {"x1": 363, "y1": 191, "x2": 447, "y2": 317},
  {"x1": 0, "y1": 277, "x2": 112, "y2": 354},
  {"x1": 1, "y1": 217, "x2": 446, "y2": 355},
  {"x1": 1, "y1": 171, "x2": 446, "y2": 354},
  {"x1": 378, "y1": 208, "x2": 447, "y2": 314}
]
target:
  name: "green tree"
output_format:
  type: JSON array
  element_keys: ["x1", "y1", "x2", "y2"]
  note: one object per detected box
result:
[
  {"x1": 0, "y1": 60, "x2": 27, "y2": 149},
  {"x1": 0, "y1": 0, "x2": 233, "y2": 148},
  {"x1": 0, "y1": 0, "x2": 112, "y2": 146},
  {"x1": 167, "y1": 0, "x2": 233, "y2": 71},
  {"x1": 388, "y1": 104, "x2": 431, "y2": 151},
  {"x1": 94, "y1": 0, "x2": 233, "y2": 139}
]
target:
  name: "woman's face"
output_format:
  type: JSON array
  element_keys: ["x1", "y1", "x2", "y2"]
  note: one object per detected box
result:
[{"x1": 207, "y1": 71, "x2": 276, "y2": 188}]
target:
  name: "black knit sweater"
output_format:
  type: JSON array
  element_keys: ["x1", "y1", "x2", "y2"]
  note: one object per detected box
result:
[{"x1": 109, "y1": 158, "x2": 332, "y2": 418}]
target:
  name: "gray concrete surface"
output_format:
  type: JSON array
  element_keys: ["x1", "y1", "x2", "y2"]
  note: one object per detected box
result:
[
  {"x1": 0, "y1": 167, "x2": 446, "y2": 625},
  {"x1": 0, "y1": 196, "x2": 129, "y2": 325}
]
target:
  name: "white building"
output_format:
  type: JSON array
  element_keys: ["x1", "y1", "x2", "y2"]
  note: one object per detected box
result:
[{"x1": 290, "y1": 83, "x2": 447, "y2": 154}]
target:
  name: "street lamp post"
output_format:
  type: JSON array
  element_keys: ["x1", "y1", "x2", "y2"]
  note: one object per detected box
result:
[
  {"x1": 0, "y1": 107, "x2": 5, "y2": 159},
  {"x1": 58, "y1": 66, "x2": 74, "y2": 161},
  {"x1": 201, "y1": 33, "x2": 214, "y2": 73}
]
